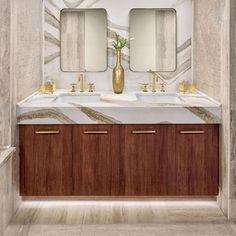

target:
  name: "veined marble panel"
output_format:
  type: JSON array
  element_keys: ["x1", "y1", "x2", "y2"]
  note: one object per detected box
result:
[
  {"x1": 0, "y1": 148, "x2": 15, "y2": 168},
  {"x1": 0, "y1": 0, "x2": 11, "y2": 147},
  {"x1": 0, "y1": 148, "x2": 15, "y2": 236},
  {"x1": 10, "y1": 0, "x2": 44, "y2": 223},
  {"x1": 43, "y1": 0, "x2": 193, "y2": 91},
  {"x1": 193, "y1": 0, "x2": 230, "y2": 219},
  {"x1": 230, "y1": 0, "x2": 236, "y2": 221}
]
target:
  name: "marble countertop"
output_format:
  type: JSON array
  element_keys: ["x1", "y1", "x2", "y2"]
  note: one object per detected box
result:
[
  {"x1": 0, "y1": 147, "x2": 16, "y2": 168},
  {"x1": 17, "y1": 90, "x2": 222, "y2": 125}
]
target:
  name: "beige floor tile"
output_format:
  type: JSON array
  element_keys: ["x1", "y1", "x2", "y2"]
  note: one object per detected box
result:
[{"x1": 4, "y1": 201, "x2": 236, "y2": 236}]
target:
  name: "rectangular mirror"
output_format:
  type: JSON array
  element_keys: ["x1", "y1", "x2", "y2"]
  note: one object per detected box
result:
[
  {"x1": 60, "y1": 9, "x2": 107, "y2": 72},
  {"x1": 130, "y1": 9, "x2": 177, "y2": 72}
]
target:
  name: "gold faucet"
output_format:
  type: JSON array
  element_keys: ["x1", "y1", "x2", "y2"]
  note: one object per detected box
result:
[
  {"x1": 88, "y1": 83, "x2": 94, "y2": 93},
  {"x1": 78, "y1": 74, "x2": 84, "y2": 93},
  {"x1": 160, "y1": 83, "x2": 166, "y2": 92},
  {"x1": 149, "y1": 70, "x2": 167, "y2": 93},
  {"x1": 70, "y1": 83, "x2": 77, "y2": 93},
  {"x1": 151, "y1": 72, "x2": 158, "y2": 93},
  {"x1": 141, "y1": 83, "x2": 149, "y2": 92}
]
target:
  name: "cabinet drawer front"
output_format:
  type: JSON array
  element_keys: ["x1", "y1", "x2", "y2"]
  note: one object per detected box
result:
[
  {"x1": 20, "y1": 125, "x2": 73, "y2": 196},
  {"x1": 171, "y1": 125, "x2": 219, "y2": 196},
  {"x1": 73, "y1": 125, "x2": 121, "y2": 196},
  {"x1": 122, "y1": 125, "x2": 169, "y2": 196}
]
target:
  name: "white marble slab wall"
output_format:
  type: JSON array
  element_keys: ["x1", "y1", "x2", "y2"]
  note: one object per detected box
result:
[
  {"x1": 44, "y1": 0, "x2": 192, "y2": 92},
  {"x1": 14, "y1": 0, "x2": 43, "y2": 102},
  {"x1": 230, "y1": 0, "x2": 236, "y2": 221},
  {"x1": 0, "y1": 149, "x2": 15, "y2": 236},
  {"x1": 0, "y1": 0, "x2": 11, "y2": 147},
  {"x1": 11, "y1": 0, "x2": 43, "y2": 145},
  {"x1": 0, "y1": 1, "x2": 17, "y2": 233},
  {"x1": 0, "y1": 0, "x2": 44, "y2": 226},
  {"x1": 193, "y1": 0, "x2": 230, "y2": 218},
  {"x1": 10, "y1": 0, "x2": 43, "y2": 219}
]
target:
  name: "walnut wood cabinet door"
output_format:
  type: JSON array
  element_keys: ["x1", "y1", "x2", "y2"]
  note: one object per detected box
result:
[
  {"x1": 73, "y1": 125, "x2": 121, "y2": 196},
  {"x1": 169, "y1": 125, "x2": 219, "y2": 196},
  {"x1": 20, "y1": 125, "x2": 73, "y2": 196},
  {"x1": 121, "y1": 125, "x2": 173, "y2": 196}
]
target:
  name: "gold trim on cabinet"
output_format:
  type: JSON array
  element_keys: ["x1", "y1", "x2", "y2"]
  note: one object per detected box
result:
[
  {"x1": 35, "y1": 131, "x2": 60, "y2": 135},
  {"x1": 180, "y1": 131, "x2": 205, "y2": 134},
  {"x1": 83, "y1": 131, "x2": 108, "y2": 134},
  {"x1": 132, "y1": 130, "x2": 156, "y2": 134}
]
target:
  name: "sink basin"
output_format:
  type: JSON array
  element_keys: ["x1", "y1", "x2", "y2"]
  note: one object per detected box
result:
[
  {"x1": 136, "y1": 93, "x2": 183, "y2": 104},
  {"x1": 55, "y1": 94, "x2": 101, "y2": 103}
]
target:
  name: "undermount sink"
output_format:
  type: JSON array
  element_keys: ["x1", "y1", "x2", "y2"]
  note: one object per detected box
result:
[
  {"x1": 55, "y1": 93, "x2": 101, "y2": 103},
  {"x1": 136, "y1": 93, "x2": 183, "y2": 104}
]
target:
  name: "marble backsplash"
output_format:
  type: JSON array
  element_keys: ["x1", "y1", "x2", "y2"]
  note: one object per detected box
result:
[{"x1": 44, "y1": 0, "x2": 193, "y2": 92}]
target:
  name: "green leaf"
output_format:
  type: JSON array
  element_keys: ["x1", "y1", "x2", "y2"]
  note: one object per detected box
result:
[{"x1": 112, "y1": 32, "x2": 127, "y2": 49}]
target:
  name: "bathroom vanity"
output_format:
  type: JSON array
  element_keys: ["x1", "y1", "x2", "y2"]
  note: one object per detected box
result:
[
  {"x1": 17, "y1": 2, "x2": 221, "y2": 198},
  {"x1": 18, "y1": 91, "x2": 221, "y2": 197}
]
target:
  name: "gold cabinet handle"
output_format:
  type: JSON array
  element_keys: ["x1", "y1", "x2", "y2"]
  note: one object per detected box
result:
[
  {"x1": 83, "y1": 131, "x2": 108, "y2": 134},
  {"x1": 35, "y1": 131, "x2": 60, "y2": 135},
  {"x1": 132, "y1": 130, "x2": 156, "y2": 134},
  {"x1": 180, "y1": 131, "x2": 205, "y2": 134}
]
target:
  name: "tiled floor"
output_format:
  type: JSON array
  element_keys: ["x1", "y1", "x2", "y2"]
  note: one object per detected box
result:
[{"x1": 4, "y1": 200, "x2": 236, "y2": 236}]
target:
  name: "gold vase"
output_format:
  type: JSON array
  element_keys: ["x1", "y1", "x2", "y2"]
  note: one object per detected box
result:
[{"x1": 112, "y1": 48, "x2": 124, "y2": 94}]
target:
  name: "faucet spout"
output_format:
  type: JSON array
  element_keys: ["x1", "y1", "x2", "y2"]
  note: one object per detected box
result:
[
  {"x1": 78, "y1": 74, "x2": 85, "y2": 93},
  {"x1": 149, "y1": 70, "x2": 158, "y2": 93}
]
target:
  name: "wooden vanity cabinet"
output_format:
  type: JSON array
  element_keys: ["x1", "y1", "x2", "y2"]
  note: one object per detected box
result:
[
  {"x1": 20, "y1": 125, "x2": 73, "y2": 196},
  {"x1": 169, "y1": 125, "x2": 219, "y2": 196},
  {"x1": 19, "y1": 124, "x2": 219, "y2": 197},
  {"x1": 121, "y1": 125, "x2": 172, "y2": 196},
  {"x1": 72, "y1": 125, "x2": 122, "y2": 196}
]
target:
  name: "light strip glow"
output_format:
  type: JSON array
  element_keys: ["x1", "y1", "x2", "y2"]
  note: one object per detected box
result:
[{"x1": 20, "y1": 200, "x2": 217, "y2": 209}]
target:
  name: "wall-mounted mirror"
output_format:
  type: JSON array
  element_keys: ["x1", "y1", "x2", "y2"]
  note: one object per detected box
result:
[
  {"x1": 60, "y1": 9, "x2": 107, "y2": 72},
  {"x1": 130, "y1": 9, "x2": 177, "y2": 72}
]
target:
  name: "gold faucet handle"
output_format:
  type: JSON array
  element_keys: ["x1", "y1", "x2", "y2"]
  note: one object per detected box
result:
[
  {"x1": 160, "y1": 83, "x2": 166, "y2": 93},
  {"x1": 141, "y1": 83, "x2": 149, "y2": 93},
  {"x1": 88, "y1": 83, "x2": 94, "y2": 93},
  {"x1": 70, "y1": 83, "x2": 77, "y2": 93}
]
